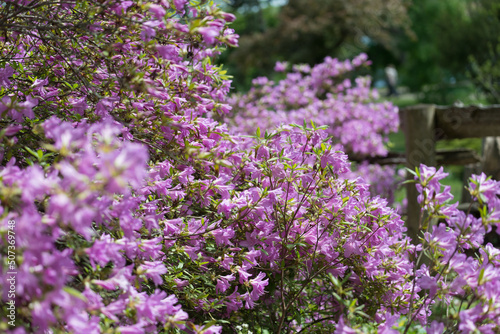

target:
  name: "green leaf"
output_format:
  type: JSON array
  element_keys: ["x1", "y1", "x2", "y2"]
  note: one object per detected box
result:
[
  {"x1": 216, "y1": 159, "x2": 232, "y2": 167},
  {"x1": 406, "y1": 167, "x2": 417, "y2": 176},
  {"x1": 478, "y1": 268, "x2": 485, "y2": 284},
  {"x1": 63, "y1": 286, "x2": 87, "y2": 301},
  {"x1": 201, "y1": 320, "x2": 218, "y2": 329},
  {"x1": 24, "y1": 146, "x2": 39, "y2": 158}
]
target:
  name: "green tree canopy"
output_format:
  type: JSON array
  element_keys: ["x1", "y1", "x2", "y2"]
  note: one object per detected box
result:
[{"x1": 220, "y1": 0, "x2": 411, "y2": 90}]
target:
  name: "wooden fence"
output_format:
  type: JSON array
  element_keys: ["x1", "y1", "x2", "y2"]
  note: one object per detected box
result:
[{"x1": 400, "y1": 104, "x2": 500, "y2": 243}]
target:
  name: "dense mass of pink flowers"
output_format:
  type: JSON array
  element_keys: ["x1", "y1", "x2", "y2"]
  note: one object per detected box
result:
[
  {"x1": 224, "y1": 57, "x2": 400, "y2": 204},
  {"x1": 410, "y1": 165, "x2": 500, "y2": 334},
  {"x1": 1, "y1": 1, "x2": 500, "y2": 333},
  {"x1": 226, "y1": 56, "x2": 398, "y2": 158}
]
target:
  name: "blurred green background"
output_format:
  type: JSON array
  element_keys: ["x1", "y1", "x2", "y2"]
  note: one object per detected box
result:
[
  {"x1": 217, "y1": 0, "x2": 500, "y2": 105},
  {"x1": 216, "y1": 0, "x2": 500, "y2": 203}
]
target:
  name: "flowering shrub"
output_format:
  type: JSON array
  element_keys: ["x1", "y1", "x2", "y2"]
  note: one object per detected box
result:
[
  {"x1": 404, "y1": 165, "x2": 500, "y2": 334},
  {"x1": 0, "y1": 1, "x2": 500, "y2": 334},
  {"x1": 225, "y1": 56, "x2": 398, "y2": 159},
  {"x1": 224, "y1": 57, "x2": 401, "y2": 204}
]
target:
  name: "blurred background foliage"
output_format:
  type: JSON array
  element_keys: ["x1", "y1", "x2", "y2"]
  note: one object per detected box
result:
[
  {"x1": 216, "y1": 0, "x2": 500, "y2": 206},
  {"x1": 217, "y1": 0, "x2": 500, "y2": 106}
]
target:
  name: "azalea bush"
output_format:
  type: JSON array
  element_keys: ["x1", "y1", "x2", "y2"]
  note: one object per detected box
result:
[
  {"x1": 224, "y1": 57, "x2": 400, "y2": 204},
  {"x1": 403, "y1": 165, "x2": 500, "y2": 334},
  {"x1": 0, "y1": 1, "x2": 500, "y2": 334}
]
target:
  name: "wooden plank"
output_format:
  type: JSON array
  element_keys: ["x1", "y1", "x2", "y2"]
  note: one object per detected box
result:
[
  {"x1": 482, "y1": 137, "x2": 500, "y2": 180},
  {"x1": 435, "y1": 105, "x2": 500, "y2": 139},
  {"x1": 352, "y1": 152, "x2": 406, "y2": 166},
  {"x1": 351, "y1": 149, "x2": 479, "y2": 166},
  {"x1": 457, "y1": 202, "x2": 480, "y2": 215},
  {"x1": 401, "y1": 104, "x2": 436, "y2": 244},
  {"x1": 435, "y1": 148, "x2": 480, "y2": 165}
]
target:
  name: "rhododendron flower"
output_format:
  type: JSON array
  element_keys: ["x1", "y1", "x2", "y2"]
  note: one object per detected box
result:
[
  {"x1": 139, "y1": 261, "x2": 168, "y2": 285},
  {"x1": 149, "y1": 4, "x2": 166, "y2": 19},
  {"x1": 156, "y1": 44, "x2": 181, "y2": 61},
  {"x1": 220, "y1": 12, "x2": 236, "y2": 22},
  {"x1": 378, "y1": 314, "x2": 400, "y2": 334},
  {"x1": 459, "y1": 309, "x2": 480, "y2": 333},
  {"x1": 93, "y1": 265, "x2": 134, "y2": 290},
  {"x1": 334, "y1": 316, "x2": 356, "y2": 334},
  {"x1": 218, "y1": 199, "x2": 236, "y2": 218},
  {"x1": 174, "y1": 278, "x2": 189, "y2": 289},
  {"x1": 173, "y1": 0, "x2": 188, "y2": 12},
  {"x1": 416, "y1": 164, "x2": 448, "y2": 194},
  {"x1": 189, "y1": 324, "x2": 222, "y2": 334},
  {"x1": 66, "y1": 312, "x2": 100, "y2": 334},
  {"x1": 198, "y1": 27, "x2": 220, "y2": 44},
  {"x1": 30, "y1": 77, "x2": 48, "y2": 90},
  {"x1": 427, "y1": 321, "x2": 444, "y2": 334},
  {"x1": 0, "y1": 65, "x2": 14, "y2": 87},
  {"x1": 418, "y1": 275, "x2": 438, "y2": 298},
  {"x1": 111, "y1": 0, "x2": 134, "y2": 15},
  {"x1": 225, "y1": 287, "x2": 243, "y2": 313},
  {"x1": 274, "y1": 61, "x2": 288, "y2": 72},
  {"x1": 7, "y1": 95, "x2": 38, "y2": 121},
  {"x1": 249, "y1": 272, "x2": 268, "y2": 299},
  {"x1": 141, "y1": 21, "x2": 160, "y2": 41},
  {"x1": 138, "y1": 237, "x2": 163, "y2": 259},
  {"x1": 212, "y1": 226, "x2": 235, "y2": 246},
  {"x1": 469, "y1": 172, "x2": 500, "y2": 202},
  {"x1": 216, "y1": 274, "x2": 235, "y2": 294},
  {"x1": 86, "y1": 234, "x2": 125, "y2": 269},
  {"x1": 237, "y1": 267, "x2": 252, "y2": 283},
  {"x1": 320, "y1": 150, "x2": 350, "y2": 172},
  {"x1": 3, "y1": 124, "x2": 22, "y2": 136},
  {"x1": 82, "y1": 286, "x2": 104, "y2": 311},
  {"x1": 118, "y1": 321, "x2": 146, "y2": 334},
  {"x1": 69, "y1": 97, "x2": 88, "y2": 115}
]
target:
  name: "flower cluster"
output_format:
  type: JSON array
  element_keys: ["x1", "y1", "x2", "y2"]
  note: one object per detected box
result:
[
  {"x1": 0, "y1": 0, "x2": 237, "y2": 165},
  {"x1": 1, "y1": 120, "x2": 197, "y2": 333},
  {"x1": 225, "y1": 55, "x2": 399, "y2": 158},
  {"x1": 140, "y1": 122, "x2": 417, "y2": 332},
  {"x1": 1, "y1": 0, "x2": 236, "y2": 332},
  {"x1": 224, "y1": 56, "x2": 401, "y2": 204},
  {"x1": 406, "y1": 164, "x2": 500, "y2": 333}
]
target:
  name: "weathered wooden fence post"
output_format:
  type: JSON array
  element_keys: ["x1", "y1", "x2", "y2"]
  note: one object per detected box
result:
[
  {"x1": 482, "y1": 136, "x2": 500, "y2": 181},
  {"x1": 401, "y1": 104, "x2": 436, "y2": 244},
  {"x1": 401, "y1": 104, "x2": 500, "y2": 244}
]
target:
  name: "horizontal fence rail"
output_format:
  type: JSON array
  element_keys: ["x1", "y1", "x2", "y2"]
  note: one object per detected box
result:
[
  {"x1": 400, "y1": 104, "x2": 500, "y2": 243},
  {"x1": 435, "y1": 105, "x2": 500, "y2": 139}
]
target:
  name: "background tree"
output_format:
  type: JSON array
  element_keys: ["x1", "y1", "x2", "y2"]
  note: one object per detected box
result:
[
  {"x1": 368, "y1": 0, "x2": 500, "y2": 103},
  {"x1": 219, "y1": 0, "x2": 412, "y2": 91},
  {"x1": 465, "y1": 0, "x2": 500, "y2": 103},
  {"x1": 220, "y1": 0, "x2": 500, "y2": 104}
]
